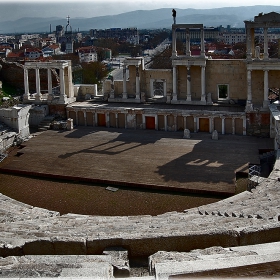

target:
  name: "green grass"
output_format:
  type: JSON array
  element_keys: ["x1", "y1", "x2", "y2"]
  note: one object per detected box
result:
[{"x1": 1, "y1": 82, "x2": 18, "y2": 97}]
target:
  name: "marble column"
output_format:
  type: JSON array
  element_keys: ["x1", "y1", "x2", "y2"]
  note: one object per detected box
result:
[
  {"x1": 232, "y1": 118, "x2": 235, "y2": 135},
  {"x1": 183, "y1": 116, "x2": 187, "y2": 130},
  {"x1": 221, "y1": 117, "x2": 225, "y2": 135},
  {"x1": 172, "y1": 27, "x2": 177, "y2": 57},
  {"x1": 35, "y1": 68, "x2": 41, "y2": 101},
  {"x1": 23, "y1": 68, "x2": 30, "y2": 100},
  {"x1": 75, "y1": 111, "x2": 78, "y2": 126},
  {"x1": 94, "y1": 112, "x2": 98, "y2": 126},
  {"x1": 172, "y1": 66, "x2": 177, "y2": 101},
  {"x1": 142, "y1": 115, "x2": 146, "y2": 129},
  {"x1": 200, "y1": 66, "x2": 206, "y2": 102},
  {"x1": 210, "y1": 117, "x2": 214, "y2": 133},
  {"x1": 122, "y1": 65, "x2": 127, "y2": 99},
  {"x1": 47, "y1": 68, "x2": 52, "y2": 95},
  {"x1": 106, "y1": 113, "x2": 110, "y2": 128},
  {"x1": 115, "y1": 113, "x2": 118, "y2": 128},
  {"x1": 164, "y1": 115, "x2": 168, "y2": 131},
  {"x1": 194, "y1": 117, "x2": 198, "y2": 133},
  {"x1": 263, "y1": 70, "x2": 269, "y2": 109},
  {"x1": 155, "y1": 115, "x2": 158, "y2": 130},
  {"x1": 243, "y1": 117, "x2": 246, "y2": 136},
  {"x1": 186, "y1": 67, "x2": 191, "y2": 101},
  {"x1": 246, "y1": 28, "x2": 253, "y2": 60},
  {"x1": 84, "y1": 111, "x2": 87, "y2": 126},
  {"x1": 59, "y1": 67, "x2": 67, "y2": 103},
  {"x1": 263, "y1": 27, "x2": 269, "y2": 60},
  {"x1": 124, "y1": 113, "x2": 127, "y2": 129},
  {"x1": 246, "y1": 70, "x2": 253, "y2": 111},
  {"x1": 174, "y1": 115, "x2": 177, "y2": 131},
  {"x1": 135, "y1": 66, "x2": 140, "y2": 99}
]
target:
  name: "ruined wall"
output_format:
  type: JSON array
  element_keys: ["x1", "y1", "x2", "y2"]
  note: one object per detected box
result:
[
  {"x1": 206, "y1": 60, "x2": 247, "y2": 102},
  {"x1": 246, "y1": 111, "x2": 270, "y2": 137}
]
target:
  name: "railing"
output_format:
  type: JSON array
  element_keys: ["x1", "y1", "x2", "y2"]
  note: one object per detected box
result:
[{"x1": 248, "y1": 165, "x2": 261, "y2": 190}]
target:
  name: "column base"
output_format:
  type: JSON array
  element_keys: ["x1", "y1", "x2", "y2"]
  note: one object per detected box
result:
[
  {"x1": 262, "y1": 100, "x2": 270, "y2": 110},
  {"x1": 245, "y1": 102, "x2": 254, "y2": 112},
  {"x1": 122, "y1": 92, "x2": 127, "y2": 99}
]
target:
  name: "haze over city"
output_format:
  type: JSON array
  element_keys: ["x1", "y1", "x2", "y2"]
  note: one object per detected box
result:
[{"x1": 0, "y1": 0, "x2": 280, "y2": 21}]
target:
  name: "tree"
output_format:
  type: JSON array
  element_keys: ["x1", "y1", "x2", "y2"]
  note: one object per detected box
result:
[{"x1": 81, "y1": 61, "x2": 108, "y2": 86}]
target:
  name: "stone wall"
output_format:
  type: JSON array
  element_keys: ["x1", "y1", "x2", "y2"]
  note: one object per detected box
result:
[{"x1": 246, "y1": 111, "x2": 270, "y2": 137}]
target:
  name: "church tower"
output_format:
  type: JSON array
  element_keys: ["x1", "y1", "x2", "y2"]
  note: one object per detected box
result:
[{"x1": 65, "y1": 15, "x2": 73, "y2": 54}]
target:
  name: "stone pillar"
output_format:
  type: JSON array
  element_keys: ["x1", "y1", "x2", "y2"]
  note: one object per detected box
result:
[
  {"x1": 186, "y1": 28, "x2": 191, "y2": 56},
  {"x1": 186, "y1": 67, "x2": 191, "y2": 101},
  {"x1": 232, "y1": 118, "x2": 235, "y2": 135},
  {"x1": 164, "y1": 115, "x2": 168, "y2": 131},
  {"x1": 84, "y1": 111, "x2": 87, "y2": 126},
  {"x1": 124, "y1": 113, "x2": 127, "y2": 129},
  {"x1": 122, "y1": 65, "x2": 127, "y2": 99},
  {"x1": 243, "y1": 117, "x2": 246, "y2": 136},
  {"x1": 172, "y1": 27, "x2": 177, "y2": 57},
  {"x1": 106, "y1": 113, "x2": 110, "y2": 128},
  {"x1": 194, "y1": 117, "x2": 198, "y2": 132},
  {"x1": 210, "y1": 117, "x2": 214, "y2": 133},
  {"x1": 174, "y1": 115, "x2": 177, "y2": 131},
  {"x1": 75, "y1": 111, "x2": 78, "y2": 126},
  {"x1": 200, "y1": 28, "x2": 205, "y2": 57},
  {"x1": 263, "y1": 27, "x2": 269, "y2": 60},
  {"x1": 200, "y1": 66, "x2": 206, "y2": 102},
  {"x1": 263, "y1": 70, "x2": 269, "y2": 109},
  {"x1": 23, "y1": 68, "x2": 30, "y2": 100},
  {"x1": 155, "y1": 115, "x2": 158, "y2": 130},
  {"x1": 35, "y1": 68, "x2": 41, "y2": 101},
  {"x1": 115, "y1": 113, "x2": 118, "y2": 128},
  {"x1": 142, "y1": 115, "x2": 146, "y2": 129},
  {"x1": 221, "y1": 117, "x2": 225, "y2": 135},
  {"x1": 59, "y1": 67, "x2": 67, "y2": 103},
  {"x1": 172, "y1": 66, "x2": 177, "y2": 101},
  {"x1": 47, "y1": 68, "x2": 52, "y2": 95},
  {"x1": 246, "y1": 70, "x2": 253, "y2": 111},
  {"x1": 135, "y1": 66, "x2": 140, "y2": 99},
  {"x1": 95, "y1": 112, "x2": 98, "y2": 126},
  {"x1": 246, "y1": 28, "x2": 253, "y2": 60},
  {"x1": 183, "y1": 116, "x2": 187, "y2": 130}
]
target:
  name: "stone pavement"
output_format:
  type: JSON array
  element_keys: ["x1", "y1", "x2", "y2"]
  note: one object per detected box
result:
[{"x1": 0, "y1": 127, "x2": 273, "y2": 196}]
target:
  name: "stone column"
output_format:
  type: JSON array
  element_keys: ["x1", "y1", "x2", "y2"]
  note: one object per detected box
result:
[
  {"x1": 186, "y1": 67, "x2": 191, "y2": 101},
  {"x1": 263, "y1": 70, "x2": 269, "y2": 109},
  {"x1": 135, "y1": 66, "x2": 140, "y2": 99},
  {"x1": 172, "y1": 66, "x2": 177, "y2": 101},
  {"x1": 115, "y1": 113, "x2": 118, "y2": 128},
  {"x1": 23, "y1": 68, "x2": 30, "y2": 100},
  {"x1": 75, "y1": 111, "x2": 78, "y2": 126},
  {"x1": 124, "y1": 113, "x2": 127, "y2": 129},
  {"x1": 84, "y1": 111, "x2": 87, "y2": 126},
  {"x1": 94, "y1": 112, "x2": 98, "y2": 126},
  {"x1": 183, "y1": 116, "x2": 187, "y2": 130},
  {"x1": 246, "y1": 70, "x2": 253, "y2": 111},
  {"x1": 59, "y1": 67, "x2": 67, "y2": 103},
  {"x1": 200, "y1": 66, "x2": 206, "y2": 102},
  {"x1": 263, "y1": 27, "x2": 269, "y2": 60},
  {"x1": 246, "y1": 28, "x2": 253, "y2": 60},
  {"x1": 172, "y1": 27, "x2": 177, "y2": 57},
  {"x1": 210, "y1": 117, "x2": 214, "y2": 133},
  {"x1": 194, "y1": 117, "x2": 198, "y2": 132},
  {"x1": 164, "y1": 115, "x2": 168, "y2": 131},
  {"x1": 122, "y1": 65, "x2": 127, "y2": 99},
  {"x1": 174, "y1": 115, "x2": 177, "y2": 131},
  {"x1": 200, "y1": 28, "x2": 205, "y2": 57},
  {"x1": 106, "y1": 113, "x2": 110, "y2": 128},
  {"x1": 35, "y1": 68, "x2": 41, "y2": 101},
  {"x1": 243, "y1": 117, "x2": 246, "y2": 136},
  {"x1": 155, "y1": 115, "x2": 158, "y2": 130},
  {"x1": 142, "y1": 115, "x2": 146, "y2": 129},
  {"x1": 47, "y1": 68, "x2": 52, "y2": 95},
  {"x1": 232, "y1": 118, "x2": 235, "y2": 135},
  {"x1": 221, "y1": 117, "x2": 225, "y2": 135},
  {"x1": 186, "y1": 29, "x2": 191, "y2": 56}
]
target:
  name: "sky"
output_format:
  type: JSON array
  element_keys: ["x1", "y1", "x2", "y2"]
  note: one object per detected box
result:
[{"x1": 0, "y1": 0, "x2": 280, "y2": 21}]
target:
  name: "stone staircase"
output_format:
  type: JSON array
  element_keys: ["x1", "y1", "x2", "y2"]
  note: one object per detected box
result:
[{"x1": 37, "y1": 116, "x2": 55, "y2": 132}]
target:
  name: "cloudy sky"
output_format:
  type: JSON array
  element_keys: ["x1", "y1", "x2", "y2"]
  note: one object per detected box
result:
[{"x1": 0, "y1": 0, "x2": 279, "y2": 21}]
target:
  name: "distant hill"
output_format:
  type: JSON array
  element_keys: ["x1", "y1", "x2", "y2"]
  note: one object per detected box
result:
[{"x1": 1, "y1": 5, "x2": 280, "y2": 33}]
